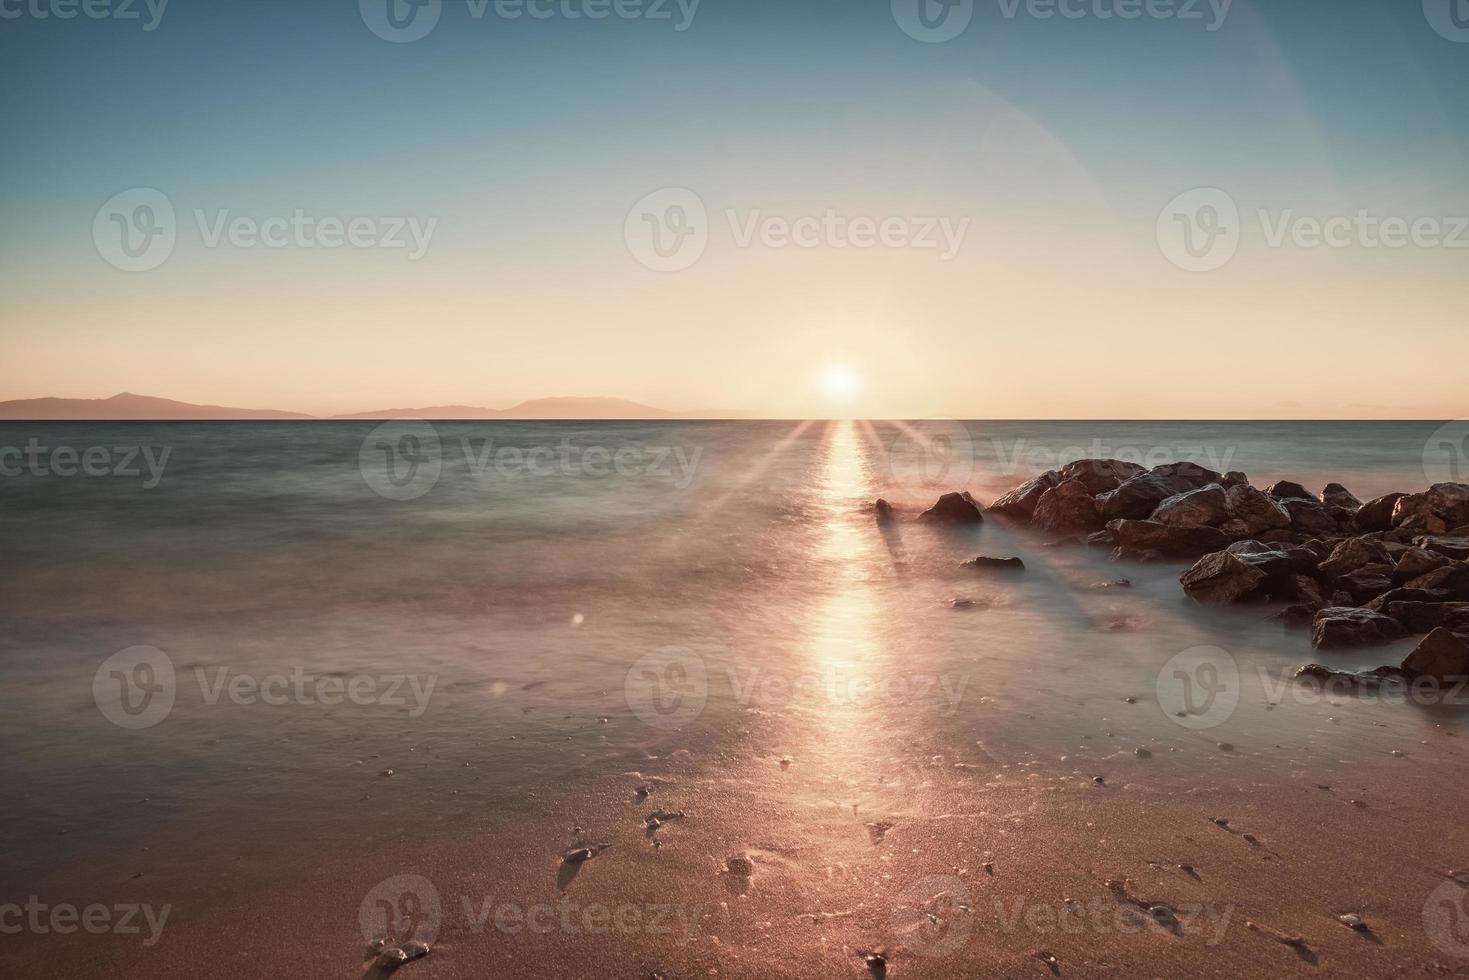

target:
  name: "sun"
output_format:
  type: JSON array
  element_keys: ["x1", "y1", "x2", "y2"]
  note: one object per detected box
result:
[{"x1": 820, "y1": 364, "x2": 860, "y2": 402}]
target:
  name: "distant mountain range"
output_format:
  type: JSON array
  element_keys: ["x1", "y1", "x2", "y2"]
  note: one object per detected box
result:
[{"x1": 0, "y1": 392, "x2": 750, "y2": 421}]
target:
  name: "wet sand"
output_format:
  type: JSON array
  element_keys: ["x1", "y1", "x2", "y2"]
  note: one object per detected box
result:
[{"x1": 10, "y1": 695, "x2": 1469, "y2": 979}]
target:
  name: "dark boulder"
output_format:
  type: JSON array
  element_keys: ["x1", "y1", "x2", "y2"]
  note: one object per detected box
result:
[
  {"x1": 1107, "y1": 519, "x2": 1230, "y2": 559},
  {"x1": 1224, "y1": 483, "x2": 1292, "y2": 535},
  {"x1": 1266, "y1": 480, "x2": 1316, "y2": 501},
  {"x1": 1321, "y1": 483, "x2": 1362, "y2": 511},
  {"x1": 1311, "y1": 606, "x2": 1408, "y2": 649},
  {"x1": 965, "y1": 555, "x2": 1025, "y2": 572},
  {"x1": 1393, "y1": 547, "x2": 1449, "y2": 584},
  {"x1": 1031, "y1": 479, "x2": 1102, "y2": 534},
  {"x1": 1180, "y1": 550, "x2": 1267, "y2": 605},
  {"x1": 1404, "y1": 562, "x2": 1469, "y2": 599},
  {"x1": 1058, "y1": 458, "x2": 1147, "y2": 495},
  {"x1": 1221, "y1": 471, "x2": 1250, "y2": 488},
  {"x1": 1401, "y1": 628, "x2": 1469, "y2": 681},
  {"x1": 1427, "y1": 483, "x2": 1469, "y2": 528},
  {"x1": 988, "y1": 471, "x2": 1058, "y2": 521},
  {"x1": 1274, "y1": 604, "x2": 1318, "y2": 629},
  {"x1": 920, "y1": 491, "x2": 984, "y2": 524},
  {"x1": 1319, "y1": 536, "x2": 1393, "y2": 579},
  {"x1": 874, "y1": 498, "x2": 894, "y2": 524},
  {"x1": 1282, "y1": 498, "x2": 1338, "y2": 537},
  {"x1": 1384, "y1": 601, "x2": 1469, "y2": 634},
  {"x1": 1101, "y1": 473, "x2": 1193, "y2": 522},
  {"x1": 1152, "y1": 484, "x2": 1230, "y2": 527},
  {"x1": 1333, "y1": 564, "x2": 1395, "y2": 605},
  {"x1": 1366, "y1": 586, "x2": 1454, "y2": 613},
  {"x1": 1356, "y1": 492, "x2": 1406, "y2": 532},
  {"x1": 1150, "y1": 461, "x2": 1222, "y2": 490},
  {"x1": 1415, "y1": 536, "x2": 1469, "y2": 562},
  {"x1": 1226, "y1": 539, "x2": 1322, "y2": 577}
]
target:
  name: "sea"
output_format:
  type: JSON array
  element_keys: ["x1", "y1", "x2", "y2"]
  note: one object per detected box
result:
[{"x1": 0, "y1": 418, "x2": 1464, "y2": 972}]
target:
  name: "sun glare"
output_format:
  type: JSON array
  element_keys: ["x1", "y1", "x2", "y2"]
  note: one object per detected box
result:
[{"x1": 820, "y1": 364, "x2": 860, "y2": 403}]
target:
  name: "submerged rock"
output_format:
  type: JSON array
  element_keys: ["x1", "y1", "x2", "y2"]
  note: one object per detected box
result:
[
  {"x1": 965, "y1": 555, "x2": 1025, "y2": 572},
  {"x1": 873, "y1": 498, "x2": 894, "y2": 524},
  {"x1": 920, "y1": 491, "x2": 983, "y2": 524}
]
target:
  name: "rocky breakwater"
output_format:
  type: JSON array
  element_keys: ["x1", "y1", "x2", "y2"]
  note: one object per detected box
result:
[{"x1": 984, "y1": 461, "x2": 1469, "y2": 673}]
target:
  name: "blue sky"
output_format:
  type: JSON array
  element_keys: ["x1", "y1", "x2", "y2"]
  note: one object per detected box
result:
[{"x1": 2, "y1": 0, "x2": 1466, "y2": 416}]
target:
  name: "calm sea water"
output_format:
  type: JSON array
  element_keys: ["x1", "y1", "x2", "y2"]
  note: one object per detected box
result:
[{"x1": 0, "y1": 419, "x2": 1458, "y2": 943}]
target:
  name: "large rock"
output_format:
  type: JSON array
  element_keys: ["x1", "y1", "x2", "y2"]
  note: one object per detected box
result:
[
  {"x1": 1333, "y1": 564, "x2": 1395, "y2": 605},
  {"x1": 1321, "y1": 483, "x2": 1362, "y2": 511},
  {"x1": 1152, "y1": 483, "x2": 1230, "y2": 527},
  {"x1": 1031, "y1": 479, "x2": 1101, "y2": 534},
  {"x1": 1311, "y1": 607, "x2": 1408, "y2": 650},
  {"x1": 1393, "y1": 547, "x2": 1450, "y2": 585},
  {"x1": 1101, "y1": 473, "x2": 1194, "y2": 521},
  {"x1": 988, "y1": 471, "x2": 1058, "y2": 521},
  {"x1": 1391, "y1": 493, "x2": 1446, "y2": 532},
  {"x1": 1416, "y1": 536, "x2": 1469, "y2": 562},
  {"x1": 1282, "y1": 498, "x2": 1339, "y2": 537},
  {"x1": 874, "y1": 498, "x2": 894, "y2": 524},
  {"x1": 1319, "y1": 536, "x2": 1392, "y2": 579},
  {"x1": 1226, "y1": 539, "x2": 1322, "y2": 577},
  {"x1": 1384, "y1": 601, "x2": 1469, "y2": 634},
  {"x1": 1401, "y1": 628, "x2": 1469, "y2": 680},
  {"x1": 1366, "y1": 586, "x2": 1454, "y2": 613},
  {"x1": 1107, "y1": 519, "x2": 1230, "y2": 559},
  {"x1": 1357, "y1": 492, "x2": 1407, "y2": 532},
  {"x1": 1266, "y1": 480, "x2": 1316, "y2": 501},
  {"x1": 920, "y1": 491, "x2": 984, "y2": 524},
  {"x1": 1427, "y1": 483, "x2": 1469, "y2": 527},
  {"x1": 1180, "y1": 550, "x2": 1267, "y2": 605},
  {"x1": 1224, "y1": 483, "x2": 1292, "y2": 535},
  {"x1": 1150, "y1": 461, "x2": 1222, "y2": 490},
  {"x1": 1058, "y1": 458, "x2": 1146, "y2": 495},
  {"x1": 1405, "y1": 562, "x2": 1469, "y2": 599},
  {"x1": 1221, "y1": 471, "x2": 1250, "y2": 488}
]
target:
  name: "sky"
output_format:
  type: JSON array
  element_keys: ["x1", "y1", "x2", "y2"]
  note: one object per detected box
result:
[{"x1": 1, "y1": 0, "x2": 1466, "y2": 419}]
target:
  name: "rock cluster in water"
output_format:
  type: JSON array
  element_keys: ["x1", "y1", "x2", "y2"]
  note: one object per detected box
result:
[{"x1": 946, "y1": 461, "x2": 1469, "y2": 677}]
